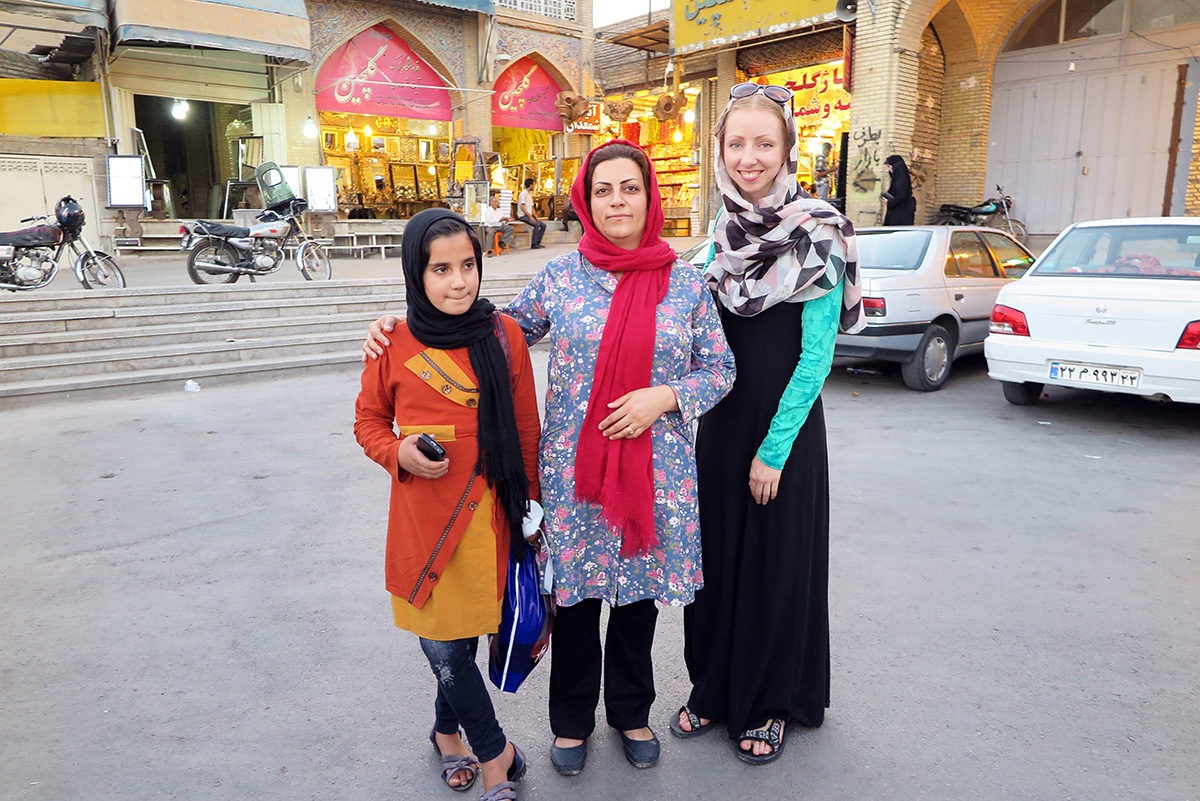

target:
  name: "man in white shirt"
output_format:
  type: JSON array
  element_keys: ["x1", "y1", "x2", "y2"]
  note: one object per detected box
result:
[
  {"x1": 516, "y1": 178, "x2": 546, "y2": 249},
  {"x1": 483, "y1": 194, "x2": 514, "y2": 251}
]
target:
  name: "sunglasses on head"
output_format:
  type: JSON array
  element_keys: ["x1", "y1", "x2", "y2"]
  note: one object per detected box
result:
[{"x1": 730, "y1": 82, "x2": 793, "y2": 104}]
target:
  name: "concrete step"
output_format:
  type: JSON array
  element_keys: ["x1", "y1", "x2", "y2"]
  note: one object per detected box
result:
[
  {"x1": 2, "y1": 329, "x2": 366, "y2": 383},
  {"x1": 0, "y1": 309, "x2": 388, "y2": 358},
  {"x1": 0, "y1": 349, "x2": 365, "y2": 404}
]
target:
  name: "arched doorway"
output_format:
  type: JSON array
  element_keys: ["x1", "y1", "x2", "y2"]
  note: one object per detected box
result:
[
  {"x1": 989, "y1": 0, "x2": 1200, "y2": 233},
  {"x1": 490, "y1": 55, "x2": 571, "y2": 219},
  {"x1": 312, "y1": 22, "x2": 456, "y2": 218}
]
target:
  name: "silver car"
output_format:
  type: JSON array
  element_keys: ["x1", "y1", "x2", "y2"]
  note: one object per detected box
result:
[{"x1": 683, "y1": 226, "x2": 1036, "y2": 390}]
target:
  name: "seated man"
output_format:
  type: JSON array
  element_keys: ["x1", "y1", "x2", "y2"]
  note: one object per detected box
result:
[{"x1": 482, "y1": 193, "x2": 515, "y2": 252}]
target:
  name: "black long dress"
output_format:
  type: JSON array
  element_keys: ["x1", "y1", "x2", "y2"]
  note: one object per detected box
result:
[{"x1": 684, "y1": 299, "x2": 830, "y2": 737}]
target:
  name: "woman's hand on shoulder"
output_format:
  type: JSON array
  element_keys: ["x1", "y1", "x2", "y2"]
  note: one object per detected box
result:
[
  {"x1": 397, "y1": 435, "x2": 450, "y2": 479},
  {"x1": 599, "y1": 386, "x2": 678, "y2": 440},
  {"x1": 362, "y1": 315, "x2": 401, "y2": 362},
  {"x1": 748, "y1": 456, "x2": 782, "y2": 505}
]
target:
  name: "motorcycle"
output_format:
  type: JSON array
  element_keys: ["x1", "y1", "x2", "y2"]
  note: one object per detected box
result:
[
  {"x1": 179, "y1": 162, "x2": 332, "y2": 284},
  {"x1": 935, "y1": 184, "x2": 1028, "y2": 242},
  {"x1": 0, "y1": 196, "x2": 126, "y2": 291}
]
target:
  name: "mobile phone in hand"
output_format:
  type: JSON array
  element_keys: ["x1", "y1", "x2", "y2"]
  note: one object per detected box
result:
[{"x1": 416, "y1": 433, "x2": 446, "y2": 462}]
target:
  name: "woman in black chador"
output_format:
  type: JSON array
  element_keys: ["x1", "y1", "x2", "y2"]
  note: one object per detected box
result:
[{"x1": 882, "y1": 154, "x2": 916, "y2": 225}]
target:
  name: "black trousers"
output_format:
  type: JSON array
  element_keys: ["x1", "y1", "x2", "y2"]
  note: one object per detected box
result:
[{"x1": 548, "y1": 598, "x2": 658, "y2": 739}]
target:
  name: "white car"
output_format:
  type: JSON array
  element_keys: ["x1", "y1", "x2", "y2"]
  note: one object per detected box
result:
[
  {"x1": 985, "y1": 217, "x2": 1200, "y2": 405},
  {"x1": 684, "y1": 226, "x2": 1036, "y2": 390}
]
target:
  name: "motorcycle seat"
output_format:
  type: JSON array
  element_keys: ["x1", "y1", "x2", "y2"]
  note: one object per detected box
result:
[
  {"x1": 194, "y1": 220, "x2": 250, "y2": 238},
  {"x1": 0, "y1": 225, "x2": 62, "y2": 247},
  {"x1": 938, "y1": 204, "x2": 972, "y2": 215}
]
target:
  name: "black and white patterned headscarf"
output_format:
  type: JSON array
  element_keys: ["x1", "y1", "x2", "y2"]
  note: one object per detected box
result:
[{"x1": 706, "y1": 97, "x2": 865, "y2": 334}]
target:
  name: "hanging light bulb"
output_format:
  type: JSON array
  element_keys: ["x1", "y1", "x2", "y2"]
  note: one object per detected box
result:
[
  {"x1": 363, "y1": 124, "x2": 373, "y2": 138},
  {"x1": 170, "y1": 98, "x2": 190, "y2": 120},
  {"x1": 683, "y1": 109, "x2": 695, "y2": 124},
  {"x1": 302, "y1": 116, "x2": 318, "y2": 139},
  {"x1": 672, "y1": 129, "x2": 683, "y2": 143}
]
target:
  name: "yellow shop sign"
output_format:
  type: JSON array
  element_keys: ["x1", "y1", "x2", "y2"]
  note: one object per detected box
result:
[{"x1": 673, "y1": 0, "x2": 841, "y2": 55}]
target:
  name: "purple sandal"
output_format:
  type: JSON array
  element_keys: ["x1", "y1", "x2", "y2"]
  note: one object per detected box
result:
[
  {"x1": 477, "y1": 743, "x2": 526, "y2": 801},
  {"x1": 429, "y1": 728, "x2": 479, "y2": 792}
]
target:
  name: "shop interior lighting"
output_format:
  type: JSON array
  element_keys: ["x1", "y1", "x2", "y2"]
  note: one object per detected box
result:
[
  {"x1": 672, "y1": 129, "x2": 683, "y2": 143},
  {"x1": 344, "y1": 129, "x2": 359, "y2": 150},
  {"x1": 302, "y1": 116, "x2": 318, "y2": 139},
  {"x1": 170, "y1": 98, "x2": 189, "y2": 121},
  {"x1": 683, "y1": 109, "x2": 695, "y2": 124},
  {"x1": 363, "y1": 124, "x2": 373, "y2": 138}
]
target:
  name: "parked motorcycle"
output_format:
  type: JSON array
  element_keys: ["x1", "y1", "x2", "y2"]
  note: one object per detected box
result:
[
  {"x1": 0, "y1": 196, "x2": 126, "y2": 291},
  {"x1": 179, "y1": 162, "x2": 332, "y2": 284},
  {"x1": 936, "y1": 184, "x2": 1028, "y2": 242}
]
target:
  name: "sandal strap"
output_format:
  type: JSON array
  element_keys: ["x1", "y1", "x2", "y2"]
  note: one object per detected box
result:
[
  {"x1": 440, "y1": 754, "x2": 479, "y2": 780},
  {"x1": 678, "y1": 705, "x2": 703, "y2": 732},
  {"x1": 477, "y1": 780, "x2": 518, "y2": 801},
  {"x1": 738, "y1": 719, "x2": 784, "y2": 749}
]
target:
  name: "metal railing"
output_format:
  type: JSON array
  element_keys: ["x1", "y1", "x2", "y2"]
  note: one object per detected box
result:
[{"x1": 495, "y1": 0, "x2": 576, "y2": 21}]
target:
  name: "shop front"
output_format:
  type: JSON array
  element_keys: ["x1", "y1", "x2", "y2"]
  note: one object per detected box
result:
[
  {"x1": 106, "y1": 0, "x2": 311, "y2": 221},
  {"x1": 313, "y1": 23, "x2": 455, "y2": 219},
  {"x1": 489, "y1": 56, "x2": 576, "y2": 221}
]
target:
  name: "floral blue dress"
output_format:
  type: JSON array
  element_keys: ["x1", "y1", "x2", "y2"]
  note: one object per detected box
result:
[{"x1": 506, "y1": 251, "x2": 736, "y2": 608}]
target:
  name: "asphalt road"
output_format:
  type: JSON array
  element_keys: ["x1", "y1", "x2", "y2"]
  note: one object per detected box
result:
[{"x1": 2, "y1": 352, "x2": 1198, "y2": 801}]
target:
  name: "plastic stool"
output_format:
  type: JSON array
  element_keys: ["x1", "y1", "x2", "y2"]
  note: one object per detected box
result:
[{"x1": 487, "y1": 230, "x2": 511, "y2": 257}]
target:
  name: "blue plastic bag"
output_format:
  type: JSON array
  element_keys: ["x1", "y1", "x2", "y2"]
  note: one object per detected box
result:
[{"x1": 488, "y1": 544, "x2": 554, "y2": 693}]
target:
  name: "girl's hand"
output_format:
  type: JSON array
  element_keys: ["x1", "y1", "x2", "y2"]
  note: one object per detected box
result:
[
  {"x1": 748, "y1": 457, "x2": 781, "y2": 505},
  {"x1": 362, "y1": 315, "x2": 400, "y2": 362},
  {"x1": 599, "y1": 386, "x2": 678, "y2": 440},
  {"x1": 397, "y1": 435, "x2": 450, "y2": 479}
]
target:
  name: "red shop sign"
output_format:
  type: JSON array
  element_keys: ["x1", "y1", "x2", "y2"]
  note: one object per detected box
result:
[
  {"x1": 316, "y1": 24, "x2": 452, "y2": 121},
  {"x1": 492, "y1": 57, "x2": 563, "y2": 132}
]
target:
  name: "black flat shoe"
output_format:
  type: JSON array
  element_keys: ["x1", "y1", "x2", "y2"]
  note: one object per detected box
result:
[
  {"x1": 549, "y1": 739, "x2": 587, "y2": 776},
  {"x1": 618, "y1": 729, "x2": 660, "y2": 769}
]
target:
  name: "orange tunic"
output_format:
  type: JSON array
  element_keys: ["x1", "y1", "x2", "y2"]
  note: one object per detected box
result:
[{"x1": 354, "y1": 315, "x2": 541, "y2": 640}]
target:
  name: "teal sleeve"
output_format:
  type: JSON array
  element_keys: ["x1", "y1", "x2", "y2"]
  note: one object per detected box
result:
[{"x1": 755, "y1": 281, "x2": 844, "y2": 470}]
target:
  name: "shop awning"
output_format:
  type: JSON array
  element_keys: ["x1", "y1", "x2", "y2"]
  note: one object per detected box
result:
[
  {"x1": 413, "y1": 0, "x2": 494, "y2": 13},
  {"x1": 607, "y1": 20, "x2": 670, "y2": 54},
  {"x1": 109, "y1": 0, "x2": 311, "y2": 63},
  {"x1": 0, "y1": 0, "x2": 105, "y2": 28}
]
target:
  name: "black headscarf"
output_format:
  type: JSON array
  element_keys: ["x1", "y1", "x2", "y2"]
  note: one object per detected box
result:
[{"x1": 401, "y1": 208, "x2": 529, "y2": 554}]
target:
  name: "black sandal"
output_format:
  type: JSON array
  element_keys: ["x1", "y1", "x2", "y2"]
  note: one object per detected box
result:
[
  {"x1": 669, "y1": 705, "x2": 714, "y2": 739},
  {"x1": 735, "y1": 718, "x2": 786, "y2": 766}
]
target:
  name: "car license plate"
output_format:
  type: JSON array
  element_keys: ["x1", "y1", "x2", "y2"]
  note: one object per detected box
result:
[
  {"x1": 1048, "y1": 360, "x2": 1141, "y2": 388},
  {"x1": 0, "y1": 245, "x2": 13, "y2": 259}
]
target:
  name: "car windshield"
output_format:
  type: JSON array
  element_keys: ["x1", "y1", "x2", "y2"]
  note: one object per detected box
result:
[
  {"x1": 857, "y1": 229, "x2": 931, "y2": 270},
  {"x1": 1033, "y1": 224, "x2": 1200, "y2": 279}
]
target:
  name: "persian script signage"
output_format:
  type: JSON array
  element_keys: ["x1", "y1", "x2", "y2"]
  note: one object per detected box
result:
[
  {"x1": 491, "y1": 57, "x2": 563, "y2": 132},
  {"x1": 315, "y1": 25, "x2": 452, "y2": 121},
  {"x1": 672, "y1": 0, "x2": 841, "y2": 55}
]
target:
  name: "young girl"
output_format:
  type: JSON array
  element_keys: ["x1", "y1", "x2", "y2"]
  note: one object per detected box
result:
[
  {"x1": 354, "y1": 209, "x2": 540, "y2": 801},
  {"x1": 673, "y1": 84, "x2": 863, "y2": 765}
]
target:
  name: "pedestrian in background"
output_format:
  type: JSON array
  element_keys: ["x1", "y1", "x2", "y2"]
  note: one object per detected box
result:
[
  {"x1": 672, "y1": 82, "x2": 863, "y2": 766},
  {"x1": 882, "y1": 154, "x2": 916, "y2": 225},
  {"x1": 354, "y1": 209, "x2": 541, "y2": 801},
  {"x1": 516, "y1": 178, "x2": 546, "y2": 249}
]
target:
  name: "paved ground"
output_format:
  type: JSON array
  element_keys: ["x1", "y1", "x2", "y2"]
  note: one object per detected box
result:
[{"x1": 3, "y1": 349, "x2": 1198, "y2": 801}]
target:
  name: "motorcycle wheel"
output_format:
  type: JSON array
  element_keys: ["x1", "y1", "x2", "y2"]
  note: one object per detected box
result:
[
  {"x1": 935, "y1": 214, "x2": 966, "y2": 226},
  {"x1": 296, "y1": 241, "x2": 332, "y2": 281},
  {"x1": 1007, "y1": 219, "x2": 1028, "y2": 244},
  {"x1": 187, "y1": 240, "x2": 240, "y2": 285},
  {"x1": 78, "y1": 251, "x2": 126, "y2": 289}
]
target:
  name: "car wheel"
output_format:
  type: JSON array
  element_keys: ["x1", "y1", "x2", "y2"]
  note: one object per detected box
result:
[
  {"x1": 1001, "y1": 381, "x2": 1044, "y2": 405},
  {"x1": 901, "y1": 324, "x2": 954, "y2": 391}
]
